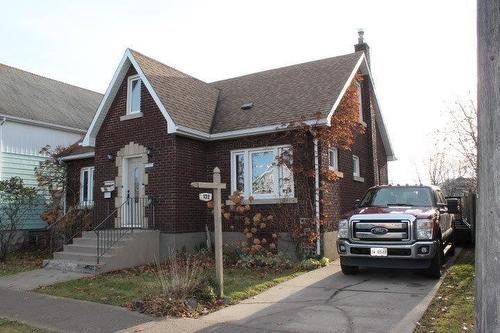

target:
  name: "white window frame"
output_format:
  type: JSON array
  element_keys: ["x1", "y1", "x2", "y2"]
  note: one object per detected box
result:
[
  {"x1": 127, "y1": 75, "x2": 141, "y2": 114},
  {"x1": 352, "y1": 155, "x2": 360, "y2": 177},
  {"x1": 328, "y1": 147, "x2": 339, "y2": 171},
  {"x1": 80, "y1": 166, "x2": 95, "y2": 207},
  {"x1": 230, "y1": 145, "x2": 294, "y2": 200}
]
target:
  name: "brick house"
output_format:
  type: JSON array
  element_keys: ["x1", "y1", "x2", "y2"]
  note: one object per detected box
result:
[{"x1": 51, "y1": 33, "x2": 394, "y2": 272}]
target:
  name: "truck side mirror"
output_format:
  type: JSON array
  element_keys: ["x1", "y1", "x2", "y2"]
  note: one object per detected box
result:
[{"x1": 354, "y1": 199, "x2": 361, "y2": 208}]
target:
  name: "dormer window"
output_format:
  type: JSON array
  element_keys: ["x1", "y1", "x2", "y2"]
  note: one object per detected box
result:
[{"x1": 127, "y1": 75, "x2": 141, "y2": 114}]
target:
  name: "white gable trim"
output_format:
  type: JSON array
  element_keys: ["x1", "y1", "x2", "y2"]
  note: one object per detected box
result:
[
  {"x1": 326, "y1": 53, "x2": 365, "y2": 126},
  {"x1": 325, "y1": 53, "x2": 395, "y2": 161},
  {"x1": 127, "y1": 50, "x2": 177, "y2": 133},
  {"x1": 82, "y1": 49, "x2": 177, "y2": 146}
]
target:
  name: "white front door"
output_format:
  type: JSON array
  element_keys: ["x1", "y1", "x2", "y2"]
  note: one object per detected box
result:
[{"x1": 122, "y1": 157, "x2": 144, "y2": 227}]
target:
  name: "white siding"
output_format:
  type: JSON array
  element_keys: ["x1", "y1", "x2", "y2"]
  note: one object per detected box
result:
[{"x1": 0, "y1": 121, "x2": 83, "y2": 156}]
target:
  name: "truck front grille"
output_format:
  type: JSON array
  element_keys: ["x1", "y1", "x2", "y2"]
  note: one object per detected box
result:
[{"x1": 352, "y1": 220, "x2": 410, "y2": 242}]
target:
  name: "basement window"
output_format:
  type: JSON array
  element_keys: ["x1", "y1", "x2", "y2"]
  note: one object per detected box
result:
[
  {"x1": 127, "y1": 75, "x2": 141, "y2": 114},
  {"x1": 230, "y1": 145, "x2": 294, "y2": 200}
]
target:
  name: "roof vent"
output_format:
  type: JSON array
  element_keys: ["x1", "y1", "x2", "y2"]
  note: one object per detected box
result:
[{"x1": 241, "y1": 102, "x2": 254, "y2": 110}]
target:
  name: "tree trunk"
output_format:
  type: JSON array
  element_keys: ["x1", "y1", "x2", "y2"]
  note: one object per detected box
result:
[{"x1": 476, "y1": 0, "x2": 500, "y2": 331}]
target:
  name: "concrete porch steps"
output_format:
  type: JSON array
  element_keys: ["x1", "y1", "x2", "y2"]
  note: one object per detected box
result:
[{"x1": 44, "y1": 229, "x2": 160, "y2": 274}]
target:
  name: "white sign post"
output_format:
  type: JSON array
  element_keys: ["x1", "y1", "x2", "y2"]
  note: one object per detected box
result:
[{"x1": 191, "y1": 167, "x2": 226, "y2": 297}]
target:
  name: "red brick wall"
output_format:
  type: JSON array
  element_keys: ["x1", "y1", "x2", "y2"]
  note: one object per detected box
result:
[
  {"x1": 87, "y1": 65, "x2": 389, "y2": 236},
  {"x1": 319, "y1": 76, "x2": 390, "y2": 230},
  {"x1": 64, "y1": 157, "x2": 95, "y2": 207},
  {"x1": 94, "y1": 66, "x2": 178, "y2": 232}
]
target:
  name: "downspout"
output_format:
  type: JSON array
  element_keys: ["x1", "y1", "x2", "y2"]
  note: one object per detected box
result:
[
  {"x1": 0, "y1": 116, "x2": 6, "y2": 181},
  {"x1": 313, "y1": 138, "x2": 321, "y2": 256}
]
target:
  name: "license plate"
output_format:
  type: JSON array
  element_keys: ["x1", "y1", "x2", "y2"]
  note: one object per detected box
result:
[{"x1": 370, "y1": 248, "x2": 387, "y2": 256}]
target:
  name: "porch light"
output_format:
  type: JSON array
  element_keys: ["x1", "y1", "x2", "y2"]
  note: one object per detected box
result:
[
  {"x1": 146, "y1": 147, "x2": 153, "y2": 158},
  {"x1": 107, "y1": 153, "x2": 114, "y2": 161}
]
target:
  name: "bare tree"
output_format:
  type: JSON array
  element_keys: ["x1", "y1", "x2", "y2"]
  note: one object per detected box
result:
[{"x1": 425, "y1": 99, "x2": 477, "y2": 192}]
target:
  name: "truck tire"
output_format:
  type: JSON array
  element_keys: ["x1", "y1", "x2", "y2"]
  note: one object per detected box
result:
[
  {"x1": 341, "y1": 264, "x2": 359, "y2": 275},
  {"x1": 427, "y1": 241, "x2": 443, "y2": 279}
]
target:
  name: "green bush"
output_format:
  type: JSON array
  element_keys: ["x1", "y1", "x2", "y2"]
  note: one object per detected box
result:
[
  {"x1": 298, "y1": 257, "x2": 330, "y2": 271},
  {"x1": 236, "y1": 252, "x2": 293, "y2": 269}
]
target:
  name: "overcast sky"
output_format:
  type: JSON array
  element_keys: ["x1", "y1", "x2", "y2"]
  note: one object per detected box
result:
[{"x1": 0, "y1": 0, "x2": 476, "y2": 184}]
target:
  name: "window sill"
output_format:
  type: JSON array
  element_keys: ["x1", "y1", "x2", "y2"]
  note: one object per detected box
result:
[
  {"x1": 120, "y1": 112, "x2": 143, "y2": 121},
  {"x1": 78, "y1": 202, "x2": 94, "y2": 209},
  {"x1": 353, "y1": 176, "x2": 365, "y2": 183},
  {"x1": 226, "y1": 197, "x2": 298, "y2": 205},
  {"x1": 328, "y1": 168, "x2": 344, "y2": 178}
]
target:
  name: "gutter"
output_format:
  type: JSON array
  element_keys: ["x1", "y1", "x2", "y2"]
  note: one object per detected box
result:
[
  {"x1": 60, "y1": 152, "x2": 95, "y2": 161},
  {"x1": 0, "y1": 114, "x2": 87, "y2": 134},
  {"x1": 313, "y1": 138, "x2": 321, "y2": 255}
]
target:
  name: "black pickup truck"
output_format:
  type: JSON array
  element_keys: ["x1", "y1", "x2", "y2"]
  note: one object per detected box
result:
[{"x1": 337, "y1": 185, "x2": 455, "y2": 278}]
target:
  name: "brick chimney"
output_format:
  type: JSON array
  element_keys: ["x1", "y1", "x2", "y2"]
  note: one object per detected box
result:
[{"x1": 354, "y1": 29, "x2": 370, "y2": 65}]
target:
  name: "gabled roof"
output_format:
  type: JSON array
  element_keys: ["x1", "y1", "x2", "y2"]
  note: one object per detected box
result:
[
  {"x1": 130, "y1": 50, "x2": 219, "y2": 133},
  {"x1": 83, "y1": 49, "x2": 394, "y2": 160},
  {"x1": 209, "y1": 52, "x2": 363, "y2": 133},
  {"x1": 0, "y1": 63, "x2": 102, "y2": 131}
]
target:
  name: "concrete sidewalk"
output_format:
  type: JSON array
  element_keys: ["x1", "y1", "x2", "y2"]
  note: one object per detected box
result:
[
  {"x1": 121, "y1": 257, "x2": 449, "y2": 333},
  {"x1": 0, "y1": 288, "x2": 155, "y2": 333},
  {"x1": 0, "y1": 269, "x2": 87, "y2": 291},
  {"x1": 0, "y1": 268, "x2": 155, "y2": 333}
]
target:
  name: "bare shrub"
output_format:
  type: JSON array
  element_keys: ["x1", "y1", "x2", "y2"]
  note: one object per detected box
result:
[{"x1": 154, "y1": 253, "x2": 205, "y2": 300}]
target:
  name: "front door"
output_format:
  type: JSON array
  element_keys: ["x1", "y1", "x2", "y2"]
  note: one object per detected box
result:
[{"x1": 122, "y1": 157, "x2": 144, "y2": 228}]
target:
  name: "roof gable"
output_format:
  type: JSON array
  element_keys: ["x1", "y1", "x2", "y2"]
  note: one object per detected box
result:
[
  {"x1": 83, "y1": 49, "x2": 219, "y2": 145},
  {"x1": 0, "y1": 63, "x2": 102, "y2": 131},
  {"x1": 82, "y1": 49, "x2": 394, "y2": 160},
  {"x1": 129, "y1": 50, "x2": 219, "y2": 133}
]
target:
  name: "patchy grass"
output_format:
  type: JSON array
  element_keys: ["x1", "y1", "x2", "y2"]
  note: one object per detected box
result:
[
  {"x1": 38, "y1": 265, "x2": 305, "y2": 308},
  {"x1": 0, "y1": 318, "x2": 53, "y2": 333},
  {"x1": 0, "y1": 248, "x2": 49, "y2": 277},
  {"x1": 414, "y1": 248, "x2": 475, "y2": 333}
]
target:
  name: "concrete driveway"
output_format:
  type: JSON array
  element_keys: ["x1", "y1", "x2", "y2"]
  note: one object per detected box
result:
[{"x1": 121, "y1": 253, "x2": 456, "y2": 333}]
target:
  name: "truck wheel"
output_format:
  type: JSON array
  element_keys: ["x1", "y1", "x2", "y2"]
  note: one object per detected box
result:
[
  {"x1": 427, "y1": 241, "x2": 443, "y2": 279},
  {"x1": 341, "y1": 264, "x2": 359, "y2": 275}
]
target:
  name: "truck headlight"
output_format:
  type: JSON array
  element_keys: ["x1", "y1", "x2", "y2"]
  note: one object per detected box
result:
[
  {"x1": 416, "y1": 219, "x2": 433, "y2": 240},
  {"x1": 337, "y1": 219, "x2": 349, "y2": 239}
]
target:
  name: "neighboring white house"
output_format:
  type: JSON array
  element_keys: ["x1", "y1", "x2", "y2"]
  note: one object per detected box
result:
[{"x1": 0, "y1": 63, "x2": 102, "y2": 230}]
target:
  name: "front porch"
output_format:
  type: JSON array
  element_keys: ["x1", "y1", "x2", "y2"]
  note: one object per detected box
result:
[{"x1": 46, "y1": 197, "x2": 159, "y2": 273}]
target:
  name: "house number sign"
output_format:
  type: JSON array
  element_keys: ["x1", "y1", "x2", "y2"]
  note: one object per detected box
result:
[{"x1": 199, "y1": 193, "x2": 213, "y2": 202}]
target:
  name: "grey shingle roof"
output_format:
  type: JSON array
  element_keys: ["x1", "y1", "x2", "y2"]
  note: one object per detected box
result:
[
  {"x1": 209, "y1": 52, "x2": 363, "y2": 133},
  {"x1": 130, "y1": 50, "x2": 220, "y2": 133},
  {"x1": 0, "y1": 63, "x2": 102, "y2": 130}
]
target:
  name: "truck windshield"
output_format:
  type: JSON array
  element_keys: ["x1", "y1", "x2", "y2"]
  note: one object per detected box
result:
[{"x1": 359, "y1": 187, "x2": 433, "y2": 207}]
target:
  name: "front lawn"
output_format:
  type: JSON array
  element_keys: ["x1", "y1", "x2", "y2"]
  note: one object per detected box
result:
[
  {"x1": 0, "y1": 248, "x2": 49, "y2": 277},
  {"x1": 0, "y1": 318, "x2": 53, "y2": 333},
  {"x1": 38, "y1": 265, "x2": 306, "y2": 308},
  {"x1": 414, "y1": 248, "x2": 475, "y2": 333}
]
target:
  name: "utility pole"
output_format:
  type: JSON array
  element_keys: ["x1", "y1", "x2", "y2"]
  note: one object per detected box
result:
[{"x1": 476, "y1": 0, "x2": 500, "y2": 331}]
